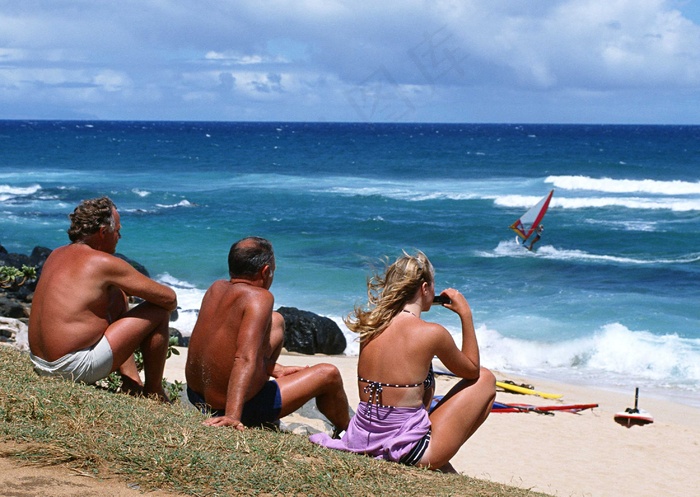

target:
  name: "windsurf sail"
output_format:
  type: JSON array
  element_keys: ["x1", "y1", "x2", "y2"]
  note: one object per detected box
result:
[{"x1": 510, "y1": 190, "x2": 554, "y2": 241}]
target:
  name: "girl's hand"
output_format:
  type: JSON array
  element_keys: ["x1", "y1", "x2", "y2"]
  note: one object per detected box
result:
[{"x1": 439, "y1": 288, "x2": 472, "y2": 317}]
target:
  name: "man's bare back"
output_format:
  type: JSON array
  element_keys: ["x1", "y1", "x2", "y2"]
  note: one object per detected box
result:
[
  {"x1": 185, "y1": 236, "x2": 350, "y2": 432},
  {"x1": 28, "y1": 196, "x2": 177, "y2": 399},
  {"x1": 185, "y1": 278, "x2": 278, "y2": 411},
  {"x1": 29, "y1": 243, "x2": 174, "y2": 360}
]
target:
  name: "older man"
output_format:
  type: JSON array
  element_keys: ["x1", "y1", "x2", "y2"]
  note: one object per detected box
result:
[
  {"x1": 28, "y1": 196, "x2": 177, "y2": 401},
  {"x1": 185, "y1": 236, "x2": 350, "y2": 433}
]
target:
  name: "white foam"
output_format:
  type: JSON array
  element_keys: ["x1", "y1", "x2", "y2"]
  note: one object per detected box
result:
[
  {"x1": 207, "y1": 173, "x2": 700, "y2": 211},
  {"x1": 494, "y1": 192, "x2": 700, "y2": 212},
  {"x1": 471, "y1": 322, "x2": 700, "y2": 392},
  {"x1": 155, "y1": 199, "x2": 196, "y2": 209},
  {"x1": 547, "y1": 175, "x2": 700, "y2": 195},
  {"x1": 0, "y1": 184, "x2": 41, "y2": 195},
  {"x1": 0, "y1": 184, "x2": 42, "y2": 201},
  {"x1": 156, "y1": 274, "x2": 205, "y2": 337},
  {"x1": 482, "y1": 239, "x2": 700, "y2": 265}
]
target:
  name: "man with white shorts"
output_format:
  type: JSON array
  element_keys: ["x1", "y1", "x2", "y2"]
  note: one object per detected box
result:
[{"x1": 28, "y1": 196, "x2": 177, "y2": 401}]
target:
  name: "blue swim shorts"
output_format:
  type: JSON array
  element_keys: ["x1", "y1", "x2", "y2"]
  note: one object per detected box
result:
[{"x1": 187, "y1": 380, "x2": 282, "y2": 427}]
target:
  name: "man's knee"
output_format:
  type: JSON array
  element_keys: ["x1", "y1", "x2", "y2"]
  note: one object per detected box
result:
[
  {"x1": 272, "y1": 311, "x2": 285, "y2": 333},
  {"x1": 269, "y1": 311, "x2": 285, "y2": 350},
  {"x1": 131, "y1": 301, "x2": 171, "y2": 325},
  {"x1": 313, "y1": 363, "x2": 344, "y2": 390}
]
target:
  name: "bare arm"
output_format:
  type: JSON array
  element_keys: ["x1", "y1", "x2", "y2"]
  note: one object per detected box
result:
[
  {"x1": 100, "y1": 254, "x2": 177, "y2": 311},
  {"x1": 433, "y1": 289, "x2": 481, "y2": 380},
  {"x1": 205, "y1": 292, "x2": 274, "y2": 430},
  {"x1": 271, "y1": 364, "x2": 306, "y2": 378}
]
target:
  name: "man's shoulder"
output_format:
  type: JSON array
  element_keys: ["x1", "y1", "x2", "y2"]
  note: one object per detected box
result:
[
  {"x1": 56, "y1": 244, "x2": 133, "y2": 275},
  {"x1": 208, "y1": 280, "x2": 273, "y2": 306},
  {"x1": 47, "y1": 243, "x2": 103, "y2": 264}
]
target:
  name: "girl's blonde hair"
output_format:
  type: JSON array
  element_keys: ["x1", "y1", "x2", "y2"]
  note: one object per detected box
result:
[{"x1": 345, "y1": 250, "x2": 434, "y2": 344}]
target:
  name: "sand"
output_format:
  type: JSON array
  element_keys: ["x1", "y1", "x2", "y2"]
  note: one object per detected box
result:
[
  {"x1": 3, "y1": 346, "x2": 698, "y2": 497},
  {"x1": 168, "y1": 349, "x2": 700, "y2": 497}
]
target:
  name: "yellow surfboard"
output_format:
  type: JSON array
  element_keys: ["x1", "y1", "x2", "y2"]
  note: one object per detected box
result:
[{"x1": 496, "y1": 381, "x2": 563, "y2": 400}]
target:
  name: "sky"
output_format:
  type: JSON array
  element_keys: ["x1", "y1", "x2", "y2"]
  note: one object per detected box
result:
[{"x1": 1, "y1": 0, "x2": 700, "y2": 124}]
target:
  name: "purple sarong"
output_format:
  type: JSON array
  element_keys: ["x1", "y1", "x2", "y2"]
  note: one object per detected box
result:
[{"x1": 309, "y1": 401, "x2": 431, "y2": 463}]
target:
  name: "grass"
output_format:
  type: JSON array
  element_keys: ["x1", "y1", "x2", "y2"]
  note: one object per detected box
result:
[{"x1": 0, "y1": 346, "x2": 549, "y2": 497}]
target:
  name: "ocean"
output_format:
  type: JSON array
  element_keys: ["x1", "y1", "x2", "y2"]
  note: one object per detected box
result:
[{"x1": 2, "y1": 120, "x2": 699, "y2": 407}]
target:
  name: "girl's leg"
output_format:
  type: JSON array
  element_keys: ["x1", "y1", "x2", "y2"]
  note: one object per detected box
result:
[{"x1": 418, "y1": 367, "x2": 496, "y2": 470}]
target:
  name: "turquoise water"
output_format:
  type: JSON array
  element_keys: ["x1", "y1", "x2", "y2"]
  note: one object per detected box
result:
[{"x1": 2, "y1": 120, "x2": 699, "y2": 405}]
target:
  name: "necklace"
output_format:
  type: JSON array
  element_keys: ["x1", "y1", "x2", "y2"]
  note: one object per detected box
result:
[{"x1": 402, "y1": 309, "x2": 418, "y2": 317}]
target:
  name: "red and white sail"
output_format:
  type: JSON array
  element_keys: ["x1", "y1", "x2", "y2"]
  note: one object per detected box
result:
[{"x1": 510, "y1": 190, "x2": 554, "y2": 241}]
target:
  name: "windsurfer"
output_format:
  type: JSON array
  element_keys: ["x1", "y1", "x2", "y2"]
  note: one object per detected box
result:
[
  {"x1": 525, "y1": 225, "x2": 544, "y2": 251},
  {"x1": 509, "y1": 190, "x2": 553, "y2": 251}
]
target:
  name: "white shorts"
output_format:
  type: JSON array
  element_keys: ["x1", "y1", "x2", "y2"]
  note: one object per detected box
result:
[{"x1": 30, "y1": 335, "x2": 114, "y2": 384}]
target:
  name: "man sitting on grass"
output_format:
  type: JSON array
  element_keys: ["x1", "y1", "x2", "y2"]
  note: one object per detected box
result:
[
  {"x1": 28, "y1": 196, "x2": 177, "y2": 402},
  {"x1": 185, "y1": 236, "x2": 350, "y2": 433}
]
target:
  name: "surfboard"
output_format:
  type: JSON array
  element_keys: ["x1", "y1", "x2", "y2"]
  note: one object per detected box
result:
[
  {"x1": 493, "y1": 402, "x2": 598, "y2": 414},
  {"x1": 614, "y1": 409, "x2": 654, "y2": 427},
  {"x1": 510, "y1": 189, "x2": 554, "y2": 247},
  {"x1": 496, "y1": 381, "x2": 563, "y2": 399},
  {"x1": 614, "y1": 387, "x2": 653, "y2": 427}
]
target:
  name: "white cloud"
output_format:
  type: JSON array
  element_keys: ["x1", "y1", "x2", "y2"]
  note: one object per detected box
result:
[{"x1": 0, "y1": 0, "x2": 699, "y2": 122}]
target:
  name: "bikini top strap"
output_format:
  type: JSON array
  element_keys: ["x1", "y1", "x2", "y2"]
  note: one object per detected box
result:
[
  {"x1": 424, "y1": 365, "x2": 435, "y2": 390},
  {"x1": 357, "y1": 376, "x2": 424, "y2": 389},
  {"x1": 358, "y1": 375, "x2": 424, "y2": 405}
]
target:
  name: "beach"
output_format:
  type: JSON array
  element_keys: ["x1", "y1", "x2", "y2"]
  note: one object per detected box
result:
[
  {"x1": 1, "y1": 343, "x2": 697, "y2": 497},
  {"x1": 2, "y1": 121, "x2": 700, "y2": 495},
  {"x1": 163, "y1": 347, "x2": 698, "y2": 497}
]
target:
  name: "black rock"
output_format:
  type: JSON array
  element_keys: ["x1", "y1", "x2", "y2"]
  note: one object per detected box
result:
[
  {"x1": 277, "y1": 306, "x2": 346, "y2": 355},
  {"x1": 29, "y1": 246, "x2": 53, "y2": 270},
  {"x1": 0, "y1": 251, "x2": 30, "y2": 268},
  {"x1": 0, "y1": 295, "x2": 27, "y2": 319}
]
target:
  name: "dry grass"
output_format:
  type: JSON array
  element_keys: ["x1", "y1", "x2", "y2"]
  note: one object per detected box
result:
[{"x1": 0, "y1": 346, "x2": 548, "y2": 496}]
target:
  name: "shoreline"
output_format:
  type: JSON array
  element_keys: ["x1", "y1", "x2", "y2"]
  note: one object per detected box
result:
[{"x1": 166, "y1": 347, "x2": 700, "y2": 497}]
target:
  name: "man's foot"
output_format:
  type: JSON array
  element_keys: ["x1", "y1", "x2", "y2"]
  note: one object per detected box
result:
[{"x1": 119, "y1": 375, "x2": 144, "y2": 396}]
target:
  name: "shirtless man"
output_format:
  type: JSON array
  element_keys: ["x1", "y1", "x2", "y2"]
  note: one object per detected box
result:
[
  {"x1": 185, "y1": 236, "x2": 350, "y2": 433},
  {"x1": 28, "y1": 196, "x2": 177, "y2": 401}
]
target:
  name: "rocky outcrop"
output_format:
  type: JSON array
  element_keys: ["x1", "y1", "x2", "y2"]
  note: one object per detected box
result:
[
  {"x1": 277, "y1": 306, "x2": 346, "y2": 355},
  {"x1": 0, "y1": 295, "x2": 28, "y2": 319},
  {"x1": 0, "y1": 317, "x2": 28, "y2": 351}
]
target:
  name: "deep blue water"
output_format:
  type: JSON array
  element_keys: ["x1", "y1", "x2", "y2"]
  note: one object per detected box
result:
[{"x1": 2, "y1": 120, "x2": 699, "y2": 405}]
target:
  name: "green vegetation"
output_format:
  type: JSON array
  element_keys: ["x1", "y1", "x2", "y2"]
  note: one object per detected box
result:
[
  {"x1": 0, "y1": 265, "x2": 37, "y2": 289},
  {"x1": 0, "y1": 346, "x2": 548, "y2": 497}
]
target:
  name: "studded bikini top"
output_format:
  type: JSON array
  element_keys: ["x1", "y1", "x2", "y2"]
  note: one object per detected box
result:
[{"x1": 358, "y1": 365, "x2": 435, "y2": 409}]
